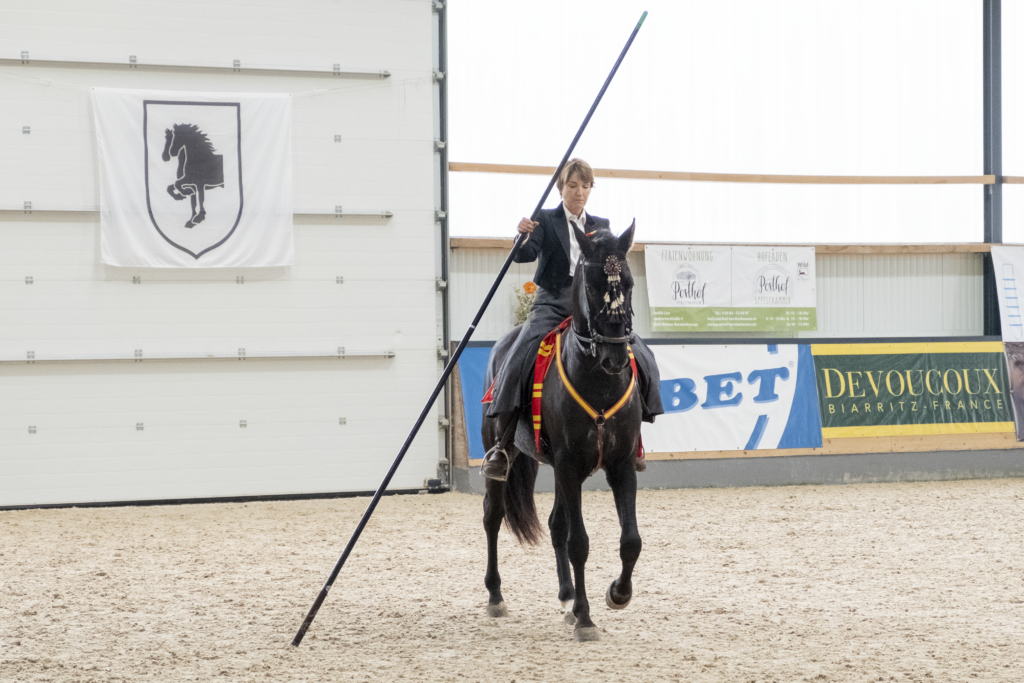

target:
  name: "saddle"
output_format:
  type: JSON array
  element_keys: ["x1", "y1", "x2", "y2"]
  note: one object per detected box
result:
[{"x1": 483, "y1": 317, "x2": 643, "y2": 467}]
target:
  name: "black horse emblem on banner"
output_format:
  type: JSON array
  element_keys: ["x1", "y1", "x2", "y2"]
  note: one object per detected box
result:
[
  {"x1": 161, "y1": 124, "x2": 224, "y2": 228},
  {"x1": 143, "y1": 100, "x2": 243, "y2": 260}
]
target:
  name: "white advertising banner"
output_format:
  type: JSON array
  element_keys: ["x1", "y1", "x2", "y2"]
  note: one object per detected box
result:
[
  {"x1": 641, "y1": 344, "x2": 823, "y2": 452},
  {"x1": 93, "y1": 88, "x2": 293, "y2": 267},
  {"x1": 991, "y1": 246, "x2": 1024, "y2": 341},
  {"x1": 644, "y1": 245, "x2": 817, "y2": 332}
]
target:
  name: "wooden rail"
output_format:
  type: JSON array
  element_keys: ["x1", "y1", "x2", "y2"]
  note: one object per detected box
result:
[
  {"x1": 466, "y1": 433, "x2": 1024, "y2": 465},
  {"x1": 450, "y1": 162, "x2": 995, "y2": 185},
  {"x1": 451, "y1": 237, "x2": 995, "y2": 255}
]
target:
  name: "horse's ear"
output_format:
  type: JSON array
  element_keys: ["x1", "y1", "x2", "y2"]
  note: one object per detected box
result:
[
  {"x1": 165, "y1": 128, "x2": 171, "y2": 135},
  {"x1": 617, "y1": 220, "x2": 636, "y2": 253},
  {"x1": 573, "y1": 224, "x2": 595, "y2": 258}
]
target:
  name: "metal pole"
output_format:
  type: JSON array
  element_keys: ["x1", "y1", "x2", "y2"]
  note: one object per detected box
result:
[
  {"x1": 983, "y1": 0, "x2": 1002, "y2": 337},
  {"x1": 291, "y1": 10, "x2": 649, "y2": 648},
  {"x1": 435, "y1": 0, "x2": 453, "y2": 487}
]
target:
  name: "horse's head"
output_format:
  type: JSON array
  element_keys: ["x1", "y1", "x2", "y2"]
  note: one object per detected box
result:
[
  {"x1": 161, "y1": 128, "x2": 175, "y2": 162},
  {"x1": 570, "y1": 221, "x2": 636, "y2": 375}
]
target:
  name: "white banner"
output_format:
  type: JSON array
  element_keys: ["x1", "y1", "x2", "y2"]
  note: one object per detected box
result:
[
  {"x1": 644, "y1": 245, "x2": 817, "y2": 332},
  {"x1": 641, "y1": 344, "x2": 823, "y2": 452},
  {"x1": 991, "y1": 246, "x2": 1024, "y2": 341},
  {"x1": 93, "y1": 88, "x2": 293, "y2": 267}
]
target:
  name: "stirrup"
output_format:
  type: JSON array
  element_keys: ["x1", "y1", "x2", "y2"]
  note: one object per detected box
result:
[
  {"x1": 635, "y1": 455, "x2": 647, "y2": 472},
  {"x1": 481, "y1": 446, "x2": 510, "y2": 481}
]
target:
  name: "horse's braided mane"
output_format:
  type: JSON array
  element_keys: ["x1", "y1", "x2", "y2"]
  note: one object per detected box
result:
[{"x1": 172, "y1": 123, "x2": 217, "y2": 154}]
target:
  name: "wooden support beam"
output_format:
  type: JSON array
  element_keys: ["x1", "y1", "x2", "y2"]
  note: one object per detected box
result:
[
  {"x1": 450, "y1": 237, "x2": 994, "y2": 255},
  {"x1": 450, "y1": 162, "x2": 994, "y2": 185},
  {"x1": 467, "y1": 432, "x2": 1024, "y2": 465}
]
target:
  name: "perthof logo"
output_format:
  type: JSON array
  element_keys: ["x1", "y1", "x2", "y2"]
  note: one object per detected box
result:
[
  {"x1": 143, "y1": 101, "x2": 243, "y2": 260},
  {"x1": 753, "y1": 264, "x2": 792, "y2": 304},
  {"x1": 671, "y1": 263, "x2": 707, "y2": 305}
]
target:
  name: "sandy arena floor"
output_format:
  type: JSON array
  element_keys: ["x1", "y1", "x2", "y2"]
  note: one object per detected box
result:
[{"x1": 2, "y1": 478, "x2": 1023, "y2": 683}]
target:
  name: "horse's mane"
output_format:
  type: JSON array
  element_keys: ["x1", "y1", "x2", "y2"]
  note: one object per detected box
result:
[{"x1": 172, "y1": 123, "x2": 217, "y2": 154}]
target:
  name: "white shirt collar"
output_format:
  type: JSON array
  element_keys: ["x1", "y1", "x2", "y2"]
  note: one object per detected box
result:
[{"x1": 562, "y1": 204, "x2": 587, "y2": 276}]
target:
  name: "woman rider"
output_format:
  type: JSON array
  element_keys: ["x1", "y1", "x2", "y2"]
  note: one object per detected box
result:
[{"x1": 481, "y1": 158, "x2": 663, "y2": 480}]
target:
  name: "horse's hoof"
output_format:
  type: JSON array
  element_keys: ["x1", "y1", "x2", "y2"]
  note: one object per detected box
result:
[
  {"x1": 486, "y1": 602, "x2": 507, "y2": 618},
  {"x1": 184, "y1": 221, "x2": 195, "y2": 229},
  {"x1": 574, "y1": 626, "x2": 600, "y2": 642},
  {"x1": 563, "y1": 610, "x2": 576, "y2": 626},
  {"x1": 606, "y1": 583, "x2": 631, "y2": 610},
  {"x1": 193, "y1": 213, "x2": 206, "y2": 225}
]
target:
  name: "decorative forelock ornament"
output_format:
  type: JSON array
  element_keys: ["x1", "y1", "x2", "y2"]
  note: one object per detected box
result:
[{"x1": 600, "y1": 254, "x2": 628, "y2": 319}]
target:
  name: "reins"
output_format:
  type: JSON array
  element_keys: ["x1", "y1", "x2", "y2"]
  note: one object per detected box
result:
[{"x1": 555, "y1": 328, "x2": 637, "y2": 476}]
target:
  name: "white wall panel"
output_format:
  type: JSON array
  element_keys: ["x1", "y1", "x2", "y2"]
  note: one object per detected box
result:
[
  {"x1": 448, "y1": 248, "x2": 539, "y2": 342},
  {"x1": 0, "y1": 0, "x2": 444, "y2": 506},
  {"x1": 451, "y1": 248, "x2": 984, "y2": 342}
]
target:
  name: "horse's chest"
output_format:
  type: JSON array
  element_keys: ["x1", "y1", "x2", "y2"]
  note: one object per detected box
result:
[{"x1": 541, "y1": 377, "x2": 641, "y2": 452}]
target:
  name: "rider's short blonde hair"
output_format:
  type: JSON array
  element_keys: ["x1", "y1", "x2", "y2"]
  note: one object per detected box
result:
[{"x1": 557, "y1": 158, "x2": 595, "y2": 192}]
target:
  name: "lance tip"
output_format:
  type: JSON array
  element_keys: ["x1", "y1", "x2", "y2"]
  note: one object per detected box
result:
[{"x1": 638, "y1": 11, "x2": 648, "y2": 28}]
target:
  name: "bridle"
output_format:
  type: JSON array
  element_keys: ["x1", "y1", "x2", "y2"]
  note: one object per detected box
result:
[
  {"x1": 556, "y1": 251, "x2": 639, "y2": 476},
  {"x1": 572, "y1": 257, "x2": 634, "y2": 356}
]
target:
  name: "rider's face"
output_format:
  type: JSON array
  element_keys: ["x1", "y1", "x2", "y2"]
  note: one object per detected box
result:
[{"x1": 560, "y1": 174, "x2": 592, "y2": 217}]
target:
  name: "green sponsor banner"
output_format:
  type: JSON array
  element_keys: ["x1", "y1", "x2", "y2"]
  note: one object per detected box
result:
[
  {"x1": 651, "y1": 307, "x2": 817, "y2": 332},
  {"x1": 811, "y1": 343, "x2": 1012, "y2": 438},
  {"x1": 645, "y1": 244, "x2": 817, "y2": 333}
]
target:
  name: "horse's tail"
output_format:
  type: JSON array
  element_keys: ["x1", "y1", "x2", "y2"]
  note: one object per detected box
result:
[{"x1": 503, "y1": 454, "x2": 542, "y2": 546}]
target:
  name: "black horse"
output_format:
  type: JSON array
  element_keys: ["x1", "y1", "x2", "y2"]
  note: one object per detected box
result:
[
  {"x1": 161, "y1": 123, "x2": 224, "y2": 228},
  {"x1": 481, "y1": 223, "x2": 643, "y2": 642}
]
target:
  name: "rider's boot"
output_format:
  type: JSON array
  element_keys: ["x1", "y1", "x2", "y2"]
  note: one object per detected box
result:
[{"x1": 481, "y1": 412, "x2": 516, "y2": 481}]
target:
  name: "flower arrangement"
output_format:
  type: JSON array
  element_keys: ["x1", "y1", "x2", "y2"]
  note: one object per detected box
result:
[{"x1": 512, "y1": 281, "x2": 537, "y2": 326}]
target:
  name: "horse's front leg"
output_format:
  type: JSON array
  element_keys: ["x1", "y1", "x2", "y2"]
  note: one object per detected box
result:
[
  {"x1": 558, "y1": 477, "x2": 599, "y2": 641},
  {"x1": 177, "y1": 183, "x2": 203, "y2": 228},
  {"x1": 548, "y1": 488, "x2": 575, "y2": 619},
  {"x1": 482, "y1": 478, "x2": 508, "y2": 617},
  {"x1": 605, "y1": 457, "x2": 642, "y2": 610}
]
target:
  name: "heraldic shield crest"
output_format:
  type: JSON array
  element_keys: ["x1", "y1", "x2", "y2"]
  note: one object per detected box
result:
[{"x1": 143, "y1": 101, "x2": 243, "y2": 259}]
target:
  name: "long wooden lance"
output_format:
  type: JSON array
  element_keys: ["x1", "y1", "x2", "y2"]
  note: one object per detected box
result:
[{"x1": 291, "y1": 10, "x2": 648, "y2": 648}]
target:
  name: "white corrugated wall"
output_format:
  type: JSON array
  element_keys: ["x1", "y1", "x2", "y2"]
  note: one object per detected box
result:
[
  {"x1": 450, "y1": 247, "x2": 984, "y2": 341},
  {"x1": 0, "y1": 1, "x2": 445, "y2": 506}
]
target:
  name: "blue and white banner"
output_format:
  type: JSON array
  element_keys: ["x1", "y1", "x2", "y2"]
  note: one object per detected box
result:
[
  {"x1": 991, "y1": 246, "x2": 1024, "y2": 341},
  {"x1": 642, "y1": 344, "x2": 823, "y2": 452}
]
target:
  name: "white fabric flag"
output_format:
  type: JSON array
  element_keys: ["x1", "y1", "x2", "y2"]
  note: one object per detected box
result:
[{"x1": 93, "y1": 88, "x2": 293, "y2": 267}]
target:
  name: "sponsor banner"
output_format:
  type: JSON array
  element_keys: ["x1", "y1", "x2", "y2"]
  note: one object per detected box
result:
[
  {"x1": 93, "y1": 88, "x2": 293, "y2": 267},
  {"x1": 642, "y1": 344, "x2": 823, "y2": 452},
  {"x1": 457, "y1": 347, "x2": 493, "y2": 463},
  {"x1": 991, "y1": 246, "x2": 1024, "y2": 341},
  {"x1": 645, "y1": 245, "x2": 816, "y2": 332},
  {"x1": 457, "y1": 343, "x2": 823, "y2": 462},
  {"x1": 1003, "y1": 342, "x2": 1024, "y2": 441},
  {"x1": 812, "y1": 343, "x2": 1013, "y2": 438}
]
